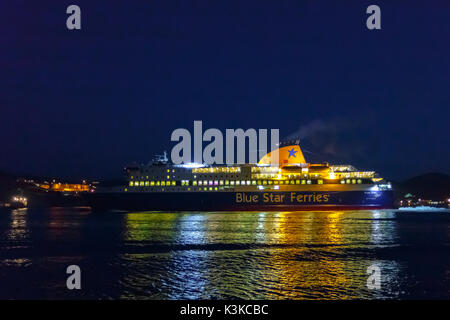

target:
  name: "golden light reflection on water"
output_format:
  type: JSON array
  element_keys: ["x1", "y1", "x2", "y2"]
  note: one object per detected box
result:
[
  {"x1": 325, "y1": 211, "x2": 344, "y2": 243},
  {"x1": 252, "y1": 211, "x2": 352, "y2": 299},
  {"x1": 124, "y1": 212, "x2": 180, "y2": 242},
  {"x1": 6, "y1": 209, "x2": 29, "y2": 242},
  {"x1": 121, "y1": 210, "x2": 401, "y2": 299}
]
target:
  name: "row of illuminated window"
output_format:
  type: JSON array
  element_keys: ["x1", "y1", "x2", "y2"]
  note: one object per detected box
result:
[
  {"x1": 129, "y1": 178, "x2": 366, "y2": 187},
  {"x1": 341, "y1": 179, "x2": 363, "y2": 184},
  {"x1": 330, "y1": 166, "x2": 356, "y2": 172},
  {"x1": 130, "y1": 181, "x2": 177, "y2": 187},
  {"x1": 253, "y1": 173, "x2": 313, "y2": 179},
  {"x1": 251, "y1": 167, "x2": 281, "y2": 173},
  {"x1": 192, "y1": 167, "x2": 241, "y2": 173},
  {"x1": 252, "y1": 172, "x2": 375, "y2": 179},
  {"x1": 131, "y1": 172, "x2": 361, "y2": 181},
  {"x1": 131, "y1": 174, "x2": 245, "y2": 181},
  {"x1": 125, "y1": 186, "x2": 226, "y2": 192},
  {"x1": 336, "y1": 172, "x2": 375, "y2": 178}
]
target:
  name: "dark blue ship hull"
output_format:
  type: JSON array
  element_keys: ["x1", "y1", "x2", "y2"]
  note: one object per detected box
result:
[{"x1": 87, "y1": 190, "x2": 395, "y2": 211}]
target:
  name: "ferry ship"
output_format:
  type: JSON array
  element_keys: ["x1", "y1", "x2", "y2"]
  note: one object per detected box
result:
[{"x1": 87, "y1": 141, "x2": 394, "y2": 211}]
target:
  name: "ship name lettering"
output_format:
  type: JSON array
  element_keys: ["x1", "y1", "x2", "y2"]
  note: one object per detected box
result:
[
  {"x1": 236, "y1": 193, "x2": 259, "y2": 203},
  {"x1": 263, "y1": 193, "x2": 285, "y2": 203},
  {"x1": 236, "y1": 192, "x2": 330, "y2": 204},
  {"x1": 290, "y1": 193, "x2": 330, "y2": 203}
]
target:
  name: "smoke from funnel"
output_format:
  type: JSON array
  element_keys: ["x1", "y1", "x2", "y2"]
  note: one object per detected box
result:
[{"x1": 284, "y1": 117, "x2": 369, "y2": 163}]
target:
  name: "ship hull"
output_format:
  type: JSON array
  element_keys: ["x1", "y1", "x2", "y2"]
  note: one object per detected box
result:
[{"x1": 86, "y1": 190, "x2": 395, "y2": 212}]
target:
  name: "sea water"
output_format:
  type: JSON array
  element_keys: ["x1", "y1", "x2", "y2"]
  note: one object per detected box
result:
[{"x1": 0, "y1": 207, "x2": 449, "y2": 299}]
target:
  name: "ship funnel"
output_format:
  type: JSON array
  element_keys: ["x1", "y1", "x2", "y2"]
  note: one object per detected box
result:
[{"x1": 258, "y1": 140, "x2": 306, "y2": 166}]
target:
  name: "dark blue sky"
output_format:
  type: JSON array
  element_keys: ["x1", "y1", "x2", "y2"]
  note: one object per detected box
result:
[{"x1": 1, "y1": 1, "x2": 449, "y2": 180}]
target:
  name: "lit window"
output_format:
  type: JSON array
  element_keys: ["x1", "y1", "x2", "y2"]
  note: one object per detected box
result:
[
  {"x1": 193, "y1": 181, "x2": 197, "y2": 186},
  {"x1": 252, "y1": 180, "x2": 257, "y2": 185},
  {"x1": 247, "y1": 180, "x2": 251, "y2": 185},
  {"x1": 156, "y1": 181, "x2": 160, "y2": 186},
  {"x1": 220, "y1": 180, "x2": 224, "y2": 185},
  {"x1": 129, "y1": 181, "x2": 133, "y2": 187},
  {"x1": 236, "y1": 181, "x2": 240, "y2": 185},
  {"x1": 307, "y1": 180, "x2": 312, "y2": 184},
  {"x1": 290, "y1": 180, "x2": 295, "y2": 185},
  {"x1": 167, "y1": 169, "x2": 170, "y2": 173},
  {"x1": 318, "y1": 180, "x2": 323, "y2": 184},
  {"x1": 139, "y1": 181, "x2": 144, "y2": 186},
  {"x1": 150, "y1": 181, "x2": 155, "y2": 186},
  {"x1": 341, "y1": 180, "x2": 345, "y2": 184},
  {"x1": 296, "y1": 180, "x2": 300, "y2": 184},
  {"x1": 231, "y1": 181, "x2": 235, "y2": 185},
  {"x1": 172, "y1": 181, "x2": 176, "y2": 186},
  {"x1": 352, "y1": 179, "x2": 356, "y2": 184},
  {"x1": 145, "y1": 181, "x2": 149, "y2": 186},
  {"x1": 357, "y1": 179, "x2": 362, "y2": 184},
  {"x1": 225, "y1": 180, "x2": 229, "y2": 185},
  {"x1": 161, "y1": 181, "x2": 166, "y2": 186},
  {"x1": 214, "y1": 180, "x2": 218, "y2": 185},
  {"x1": 346, "y1": 179, "x2": 351, "y2": 184}
]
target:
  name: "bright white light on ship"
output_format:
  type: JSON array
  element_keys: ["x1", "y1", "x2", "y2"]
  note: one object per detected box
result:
[
  {"x1": 258, "y1": 186, "x2": 264, "y2": 190},
  {"x1": 178, "y1": 163, "x2": 205, "y2": 168}
]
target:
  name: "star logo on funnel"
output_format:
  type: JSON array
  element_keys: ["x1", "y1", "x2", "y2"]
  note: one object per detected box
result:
[{"x1": 288, "y1": 148, "x2": 297, "y2": 158}]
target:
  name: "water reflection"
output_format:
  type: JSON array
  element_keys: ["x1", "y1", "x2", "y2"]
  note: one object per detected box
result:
[
  {"x1": 370, "y1": 210, "x2": 397, "y2": 245},
  {"x1": 5, "y1": 208, "x2": 29, "y2": 242},
  {"x1": 1, "y1": 209, "x2": 31, "y2": 269},
  {"x1": 1, "y1": 208, "x2": 448, "y2": 299},
  {"x1": 119, "y1": 210, "x2": 406, "y2": 299}
]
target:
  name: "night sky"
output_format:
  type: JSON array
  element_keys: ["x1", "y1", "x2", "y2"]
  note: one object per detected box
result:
[{"x1": 1, "y1": 1, "x2": 449, "y2": 181}]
